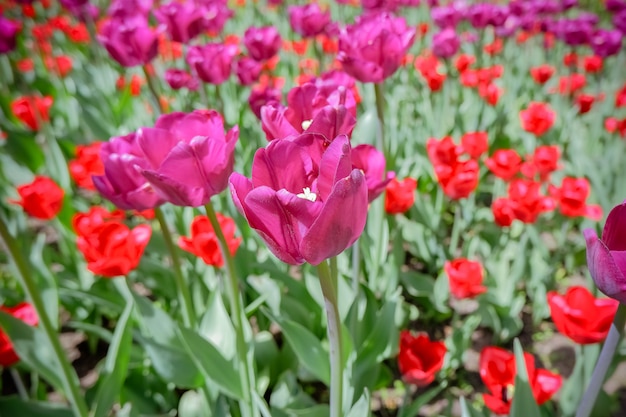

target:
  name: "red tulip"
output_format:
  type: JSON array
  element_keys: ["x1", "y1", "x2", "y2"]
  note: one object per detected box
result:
[
  {"x1": 11, "y1": 96, "x2": 53, "y2": 131},
  {"x1": 492, "y1": 197, "x2": 516, "y2": 227},
  {"x1": 520, "y1": 145, "x2": 560, "y2": 182},
  {"x1": 583, "y1": 55, "x2": 603, "y2": 73},
  {"x1": 10, "y1": 176, "x2": 64, "y2": 220},
  {"x1": 427, "y1": 136, "x2": 479, "y2": 200},
  {"x1": 460, "y1": 132, "x2": 488, "y2": 159},
  {"x1": 76, "y1": 221, "x2": 152, "y2": 277},
  {"x1": 0, "y1": 303, "x2": 38, "y2": 367},
  {"x1": 384, "y1": 177, "x2": 417, "y2": 214},
  {"x1": 549, "y1": 177, "x2": 602, "y2": 220},
  {"x1": 398, "y1": 331, "x2": 446, "y2": 387},
  {"x1": 480, "y1": 346, "x2": 562, "y2": 415},
  {"x1": 576, "y1": 94, "x2": 595, "y2": 114},
  {"x1": 72, "y1": 206, "x2": 126, "y2": 236},
  {"x1": 68, "y1": 142, "x2": 105, "y2": 191},
  {"x1": 444, "y1": 258, "x2": 487, "y2": 299},
  {"x1": 486, "y1": 149, "x2": 522, "y2": 181},
  {"x1": 547, "y1": 286, "x2": 618, "y2": 344},
  {"x1": 178, "y1": 214, "x2": 241, "y2": 267},
  {"x1": 530, "y1": 64, "x2": 555, "y2": 85},
  {"x1": 519, "y1": 102, "x2": 555, "y2": 136}
]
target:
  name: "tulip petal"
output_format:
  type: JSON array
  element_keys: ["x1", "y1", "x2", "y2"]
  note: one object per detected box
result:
[
  {"x1": 316, "y1": 135, "x2": 353, "y2": 201},
  {"x1": 603, "y1": 203, "x2": 626, "y2": 251},
  {"x1": 252, "y1": 140, "x2": 310, "y2": 193},
  {"x1": 276, "y1": 189, "x2": 324, "y2": 236},
  {"x1": 584, "y1": 228, "x2": 626, "y2": 304},
  {"x1": 301, "y1": 169, "x2": 368, "y2": 265},
  {"x1": 137, "y1": 127, "x2": 181, "y2": 168}
]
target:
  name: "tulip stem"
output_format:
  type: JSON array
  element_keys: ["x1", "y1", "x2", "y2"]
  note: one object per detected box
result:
[
  {"x1": 153, "y1": 207, "x2": 195, "y2": 328},
  {"x1": 0, "y1": 216, "x2": 89, "y2": 417},
  {"x1": 317, "y1": 259, "x2": 343, "y2": 417},
  {"x1": 10, "y1": 368, "x2": 29, "y2": 400},
  {"x1": 204, "y1": 202, "x2": 258, "y2": 417},
  {"x1": 575, "y1": 303, "x2": 626, "y2": 417},
  {"x1": 143, "y1": 65, "x2": 166, "y2": 115},
  {"x1": 374, "y1": 82, "x2": 386, "y2": 156}
]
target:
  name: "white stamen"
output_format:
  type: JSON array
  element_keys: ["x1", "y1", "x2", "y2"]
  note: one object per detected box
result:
[
  {"x1": 296, "y1": 187, "x2": 317, "y2": 202},
  {"x1": 301, "y1": 119, "x2": 313, "y2": 131}
]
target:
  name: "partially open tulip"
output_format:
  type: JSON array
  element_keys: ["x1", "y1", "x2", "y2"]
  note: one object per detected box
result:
[
  {"x1": 154, "y1": 1, "x2": 205, "y2": 44},
  {"x1": 548, "y1": 286, "x2": 618, "y2": 344},
  {"x1": 384, "y1": 177, "x2": 416, "y2": 214},
  {"x1": 186, "y1": 42, "x2": 237, "y2": 84},
  {"x1": 178, "y1": 214, "x2": 241, "y2": 267},
  {"x1": 445, "y1": 258, "x2": 487, "y2": 299},
  {"x1": 11, "y1": 176, "x2": 64, "y2": 220},
  {"x1": 230, "y1": 134, "x2": 368, "y2": 265},
  {"x1": 584, "y1": 201, "x2": 626, "y2": 304},
  {"x1": 69, "y1": 142, "x2": 105, "y2": 191},
  {"x1": 288, "y1": 3, "x2": 332, "y2": 38},
  {"x1": 98, "y1": 16, "x2": 160, "y2": 67},
  {"x1": 11, "y1": 96, "x2": 53, "y2": 131},
  {"x1": 243, "y1": 25, "x2": 281, "y2": 62},
  {"x1": 337, "y1": 12, "x2": 416, "y2": 83},
  {"x1": 351, "y1": 144, "x2": 395, "y2": 202},
  {"x1": 138, "y1": 110, "x2": 238, "y2": 207},
  {"x1": 0, "y1": 303, "x2": 38, "y2": 367},
  {"x1": 398, "y1": 331, "x2": 447, "y2": 387},
  {"x1": 0, "y1": 16, "x2": 21, "y2": 54},
  {"x1": 519, "y1": 102, "x2": 555, "y2": 136}
]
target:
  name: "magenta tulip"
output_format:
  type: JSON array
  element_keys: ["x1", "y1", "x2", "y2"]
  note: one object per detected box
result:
[
  {"x1": 98, "y1": 16, "x2": 160, "y2": 67},
  {"x1": 230, "y1": 134, "x2": 368, "y2": 265},
  {"x1": 351, "y1": 144, "x2": 395, "y2": 202},
  {"x1": 138, "y1": 110, "x2": 238, "y2": 207},
  {"x1": 0, "y1": 16, "x2": 20, "y2": 54},
  {"x1": 288, "y1": 3, "x2": 332, "y2": 38},
  {"x1": 244, "y1": 25, "x2": 281, "y2": 62},
  {"x1": 584, "y1": 201, "x2": 626, "y2": 303},
  {"x1": 154, "y1": 1, "x2": 205, "y2": 44},
  {"x1": 187, "y1": 43, "x2": 237, "y2": 85}
]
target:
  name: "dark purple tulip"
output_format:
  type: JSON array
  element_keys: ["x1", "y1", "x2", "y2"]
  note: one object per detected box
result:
[
  {"x1": 93, "y1": 132, "x2": 165, "y2": 211},
  {"x1": 187, "y1": 43, "x2": 237, "y2": 85},
  {"x1": 154, "y1": 1, "x2": 205, "y2": 44},
  {"x1": 432, "y1": 28, "x2": 460, "y2": 59},
  {"x1": 614, "y1": 10, "x2": 626, "y2": 34},
  {"x1": 431, "y1": 6, "x2": 464, "y2": 29},
  {"x1": 591, "y1": 29, "x2": 623, "y2": 57},
  {"x1": 337, "y1": 12, "x2": 416, "y2": 83},
  {"x1": 584, "y1": 201, "x2": 626, "y2": 304},
  {"x1": 164, "y1": 68, "x2": 199, "y2": 91},
  {"x1": 361, "y1": 0, "x2": 400, "y2": 13},
  {"x1": 556, "y1": 18, "x2": 593, "y2": 46},
  {"x1": 108, "y1": 0, "x2": 152, "y2": 19},
  {"x1": 533, "y1": 0, "x2": 560, "y2": 14},
  {"x1": 98, "y1": 16, "x2": 160, "y2": 67},
  {"x1": 607, "y1": 0, "x2": 626, "y2": 13},
  {"x1": 235, "y1": 56, "x2": 262, "y2": 86},
  {"x1": 244, "y1": 26, "x2": 281, "y2": 62},
  {"x1": 0, "y1": 16, "x2": 20, "y2": 54},
  {"x1": 288, "y1": 3, "x2": 332, "y2": 38},
  {"x1": 467, "y1": 4, "x2": 492, "y2": 29},
  {"x1": 488, "y1": 5, "x2": 509, "y2": 27},
  {"x1": 249, "y1": 85, "x2": 282, "y2": 119},
  {"x1": 194, "y1": 0, "x2": 233, "y2": 35},
  {"x1": 508, "y1": 0, "x2": 528, "y2": 16}
]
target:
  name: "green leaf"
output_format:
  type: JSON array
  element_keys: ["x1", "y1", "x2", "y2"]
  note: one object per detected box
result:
[
  {"x1": 29, "y1": 233, "x2": 59, "y2": 330},
  {"x1": 0, "y1": 310, "x2": 63, "y2": 391},
  {"x1": 178, "y1": 390, "x2": 211, "y2": 417},
  {"x1": 131, "y1": 293, "x2": 177, "y2": 345},
  {"x1": 263, "y1": 309, "x2": 330, "y2": 385},
  {"x1": 459, "y1": 397, "x2": 486, "y2": 417},
  {"x1": 178, "y1": 327, "x2": 245, "y2": 400},
  {"x1": 510, "y1": 339, "x2": 541, "y2": 417},
  {"x1": 398, "y1": 384, "x2": 446, "y2": 417},
  {"x1": 0, "y1": 396, "x2": 73, "y2": 417},
  {"x1": 139, "y1": 336, "x2": 205, "y2": 389},
  {"x1": 346, "y1": 389, "x2": 370, "y2": 417},
  {"x1": 199, "y1": 292, "x2": 236, "y2": 360},
  {"x1": 92, "y1": 301, "x2": 134, "y2": 417},
  {"x1": 559, "y1": 353, "x2": 584, "y2": 417}
]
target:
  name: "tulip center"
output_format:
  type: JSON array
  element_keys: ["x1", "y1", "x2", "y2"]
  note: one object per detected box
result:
[
  {"x1": 301, "y1": 119, "x2": 313, "y2": 130},
  {"x1": 296, "y1": 187, "x2": 317, "y2": 202},
  {"x1": 501, "y1": 384, "x2": 515, "y2": 403}
]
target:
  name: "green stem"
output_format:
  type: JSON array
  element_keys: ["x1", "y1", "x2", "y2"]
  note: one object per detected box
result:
[
  {"x1": 142, "y1": 65, "x2": 165, "y2": 115},
  {"x1": 10, "y1": 368, "x2": 29, "y2": 400},
  {"x1": 448, "y1": 203, "x2": 463, "y2": 257},
  {"x1": 0, "y1": 218, "x2": 89, "y2": 417},
  {"x1": 317, "y1": 259, "x2": 343, "y2": 417},
  {"x1": 576, "y1": 303, "x2": 626, "y2": 417},
  {"x1": 374, "y1": 82, "x2": 386, "y2": 155},
  {"x1": 204, "y1": 202, "x2": 257, "y2": 417},
  {"x1": 153, "y1": 207, "x2": 195, "y2": 328}
]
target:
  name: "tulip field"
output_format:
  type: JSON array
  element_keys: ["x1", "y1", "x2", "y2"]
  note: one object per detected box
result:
[{"x1": 2, "y1": 0, "x2": 626, "y2": 416}]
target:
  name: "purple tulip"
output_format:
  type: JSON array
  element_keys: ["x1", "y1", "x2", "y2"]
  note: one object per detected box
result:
[
  {"x1": 337, "y1": 12, "x2": 416, "y2": 83},
  {"x1": 560, "y1": 0, "x2": 578, "y2": 10},
  {"x1": 138, "y1": 110, "x2": 238, "y2": 207},
  {"x1": 249, "y1": 85, "x2": 282, "y2": 119},
  {"x1": 0, "y1": 16, "x2": 20, "y2": 54},
  {"x1": 235, "y1": 56, "x2": 262, "y2": 86},
  {"x1": 554, "y1": 18, "x2": 593, "y2": 46},
  {"x1": 154, "y1": 1, "x2": 205, "y2": 44},
  {"x1": 164, "y1": 68, "x2": 199, "y2": 91},
  {"x1": 98, "y1": 16, "x2": 160, "y2": 67},
  {"x1": 579, "y1": 12, "x2": 600, "y2": 26},
  {"x1": 93, "y1": 132, "x2": 166, "y2": 211},
  {"x1": 431, "y1": 6, "x2": 464, "y2": 29},
  {"x1": 351, "y1": 144, "x2": 395, "y2": 202},
  {"x1": 614, "y1": 10, "x2": 626, "y2": 35},
  {"x1": 432, "y1": 28, "x2": 461, "y2": 59},
  {"x1": 186, "y1": 43, "x2": 237, "y2": 85},
  {"x1": 591, "y1": 29, "x2": 623, "y2": 58},
  {"x1": 194, "y1": 0, "x2": 233, "y2": 35},
  {"x1": 584, "y1": 201, "x2": 626, "y2": 304},
  {"x1": 607, "y1": 0, "x2": 626, "y2": 13},
  {"x1": 288, "y1": 3, "x2": 332, "y2": 38},
  {"x1": 495, "y1": 15, "x2": 520, "y2": 38},
  {"x1": 108, "y1": 0, "x2": 153, "y2": 19},
  {"x1": 244, "y1": 26, "x2": 281, "y2": 62},
  {"x1": 59, "y1": 0, "x2": 89, "y2": 8},
  {"x1": 467, "y1": 3, "x2": 492, "y2": 29},
  {"x1": 361, "y1": 0, "x2": 400, "y2": 12},
  {"x1": 230, "y1": 134, "x2": 368, "y2": 265}
]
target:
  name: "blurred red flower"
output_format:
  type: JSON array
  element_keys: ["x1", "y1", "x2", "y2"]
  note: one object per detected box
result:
[
  {"x1": 68, "y1": 142, "x2": 105, "y2": 191},
  {"x1": 385, "y1": 177, "x2": 417, "y2": 214},
  {"x1": 547, "y1": 286, "x2": 618, "y2": 344},
  {"x1": 576, "y1": 94, "x2": 595, "y2": 114},
  {"x1": 398, "y1": 331, "x2": 446, "y2": 387},
  {"x1": 444, "y1": 258, "x2": 487, "y2": 299},
  {"x1": 521, "y1": 145, "x2": 560, "y2": 182},
  {"x1": 519, "y1": 102, "x2": 555, "y2": 136},
  {"x1": 10, "y1": 176, "x2": 64, "y2": 220},
  {"x1": 455, "y1": 54, "x2": 475, "y2": 73},
  {"x1": 460, "y1": 132, "x2": 488, "y2": 159},
  {"x1": 45, "y1": 55, "x2": 73, "y2": 78},
  {"x1": 557, "y1": 73, "x2": 586, "y2": 95},
  {"x1": 583, "y1": 55, "x2": 603, "y2": 73},
  {"x1": 72, "y1": 206, "x2": 126, "y2": 236},
  {"x1": 486, "y1": 149, "x2": 522, "y2": 181},
  {"x1": 0, "y1": 303, "x2": 38, "y2": 367},
  {"x1": 529, "y1": 64, "x2": 554, "y2": 85},
  {"x1": 11, "y1": 96, "x2": 53, "y2": 131},
  {"x1": 76, "y1": 220, "x2": 151, "y2": 277},
  {"x1": 563, "y1": 52, "x2": 578, "y2": 67},
  {"x1": 478, "y1": 82, "x2": 501, "y2": 106},
  {"x1": 492, "y1": 197, "x2": 516, "y2": 227},
  {"x1": 549, "y1": 177, "x2": 602, "y2": 220},
  {"x1": 428, "y1": 137, "x2": 479, "y2": 200},
  {"x1": 480, "y1": 346, "x2": 562, "y2": 415},
  {"x1": 615, "y1": 83, "x2": 626, "y2": 107},
  {"x1": 178, "y1": 214, "x2": 241, "y2": 267}
]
